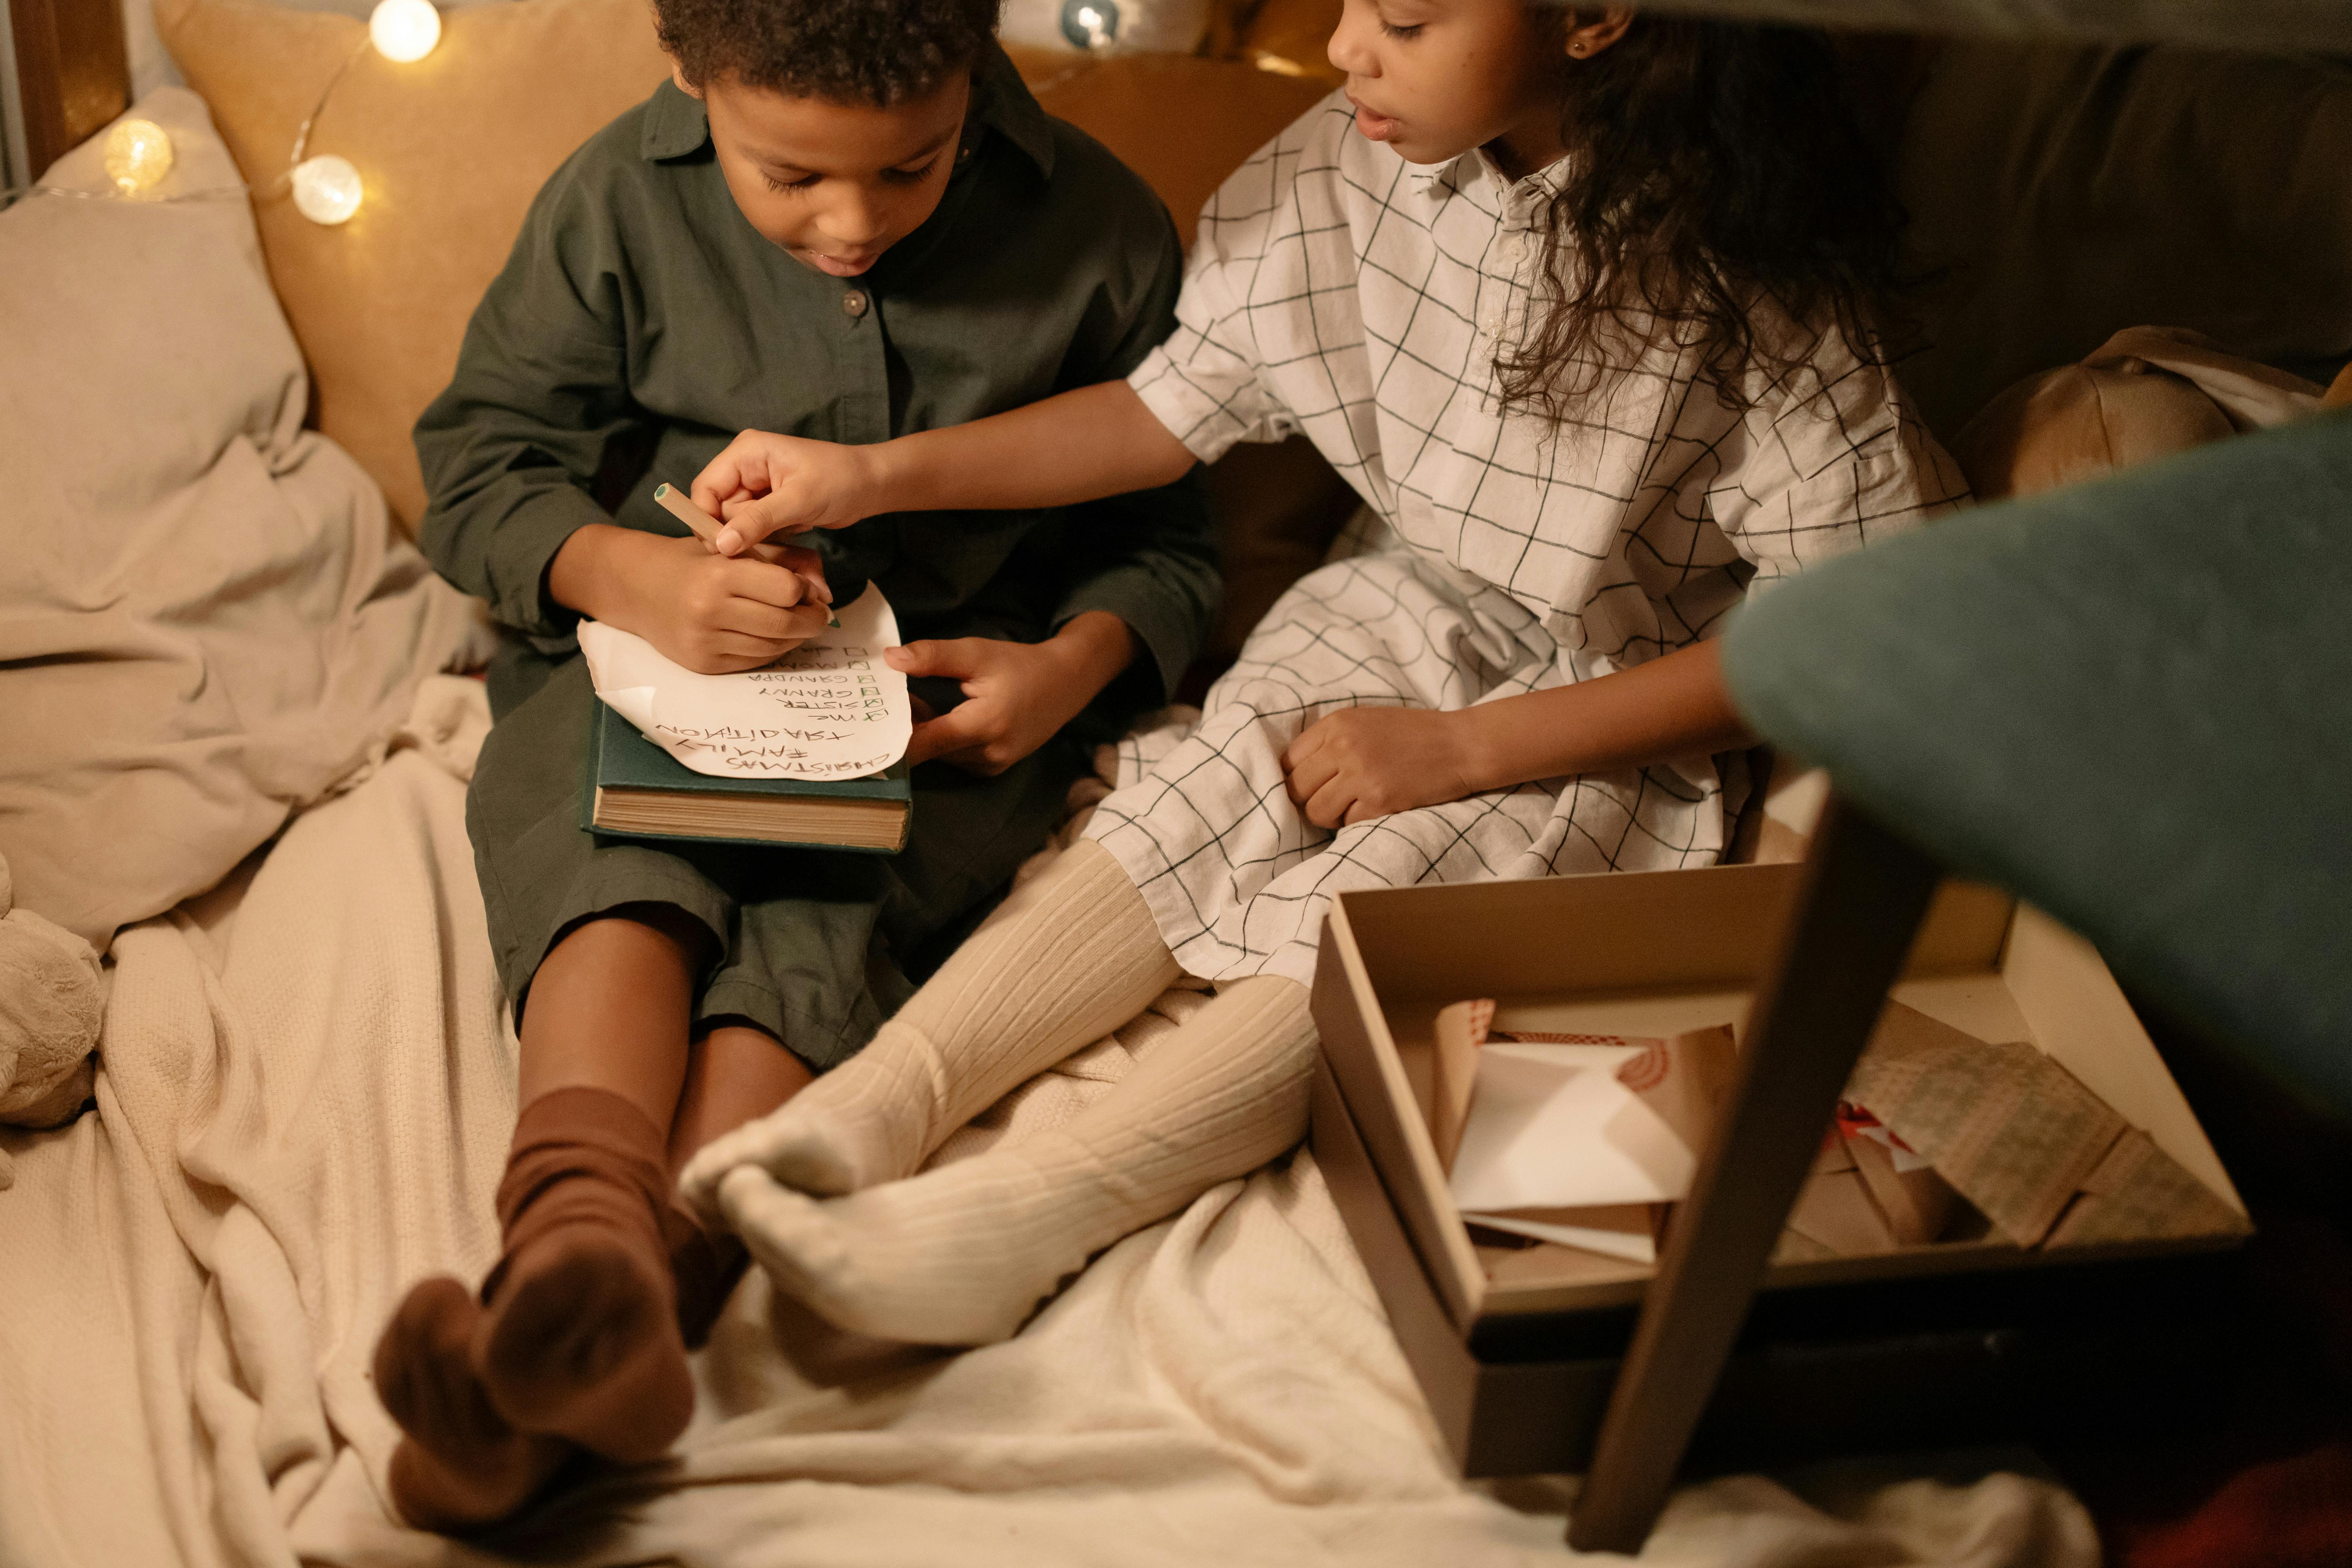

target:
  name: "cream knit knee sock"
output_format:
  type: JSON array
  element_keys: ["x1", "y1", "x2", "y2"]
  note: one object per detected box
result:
[
  {"x1": 713, "y1": 975, "x2": 1316, "y2": 1346},
  {"x1": 679, "y1": 840, "x2": 1179, "y2": 1209}
]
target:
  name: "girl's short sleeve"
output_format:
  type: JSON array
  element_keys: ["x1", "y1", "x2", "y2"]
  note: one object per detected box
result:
[
  {"x1": 1706, "y1": 349, "x2": 1972, "y2": 595},
  {"x1": 1127, "y1": 137, "x2": 1311, "y2": 464}
]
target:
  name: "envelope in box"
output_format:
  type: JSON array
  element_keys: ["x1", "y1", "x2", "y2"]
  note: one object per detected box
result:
[{"x1": 1432, "y1": 1003, "x2": 1737, "y2": 1263}]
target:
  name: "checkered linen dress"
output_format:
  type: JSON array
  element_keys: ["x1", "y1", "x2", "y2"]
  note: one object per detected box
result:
[{"x1": 1086, "y1": 93, "x2": 1969, "y2": 989}]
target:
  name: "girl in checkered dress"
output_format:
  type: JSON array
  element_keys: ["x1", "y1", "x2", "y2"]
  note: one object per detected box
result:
[{"x1": 681, "y1": 0, "x2": 1966, "y2": 1344}]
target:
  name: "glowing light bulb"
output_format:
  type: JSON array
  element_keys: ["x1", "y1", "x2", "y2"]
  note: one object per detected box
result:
[
  {"x1": 1059, "y1": 0, "x2": 1120, "y2": 49},
  {"x1": 292, "y1": 155, "x2": 364, "y2": 224},
  {"x1": 368, "y1": 0, "x2": 441, "y2": 62},
  {"x1": 102, "y1": 118, "x2": 175, "y2": 194}
]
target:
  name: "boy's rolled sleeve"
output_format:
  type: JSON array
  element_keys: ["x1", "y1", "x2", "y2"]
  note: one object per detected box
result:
[
  {"x1": 1051, "y1": 468, "x2": 1220, "y2": 700},
  {"x1": 414, "y1": 182, "x2": 638, "y2": 647}
]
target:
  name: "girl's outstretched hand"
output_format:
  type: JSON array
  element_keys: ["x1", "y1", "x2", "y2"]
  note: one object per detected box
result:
[
  {"x1": 1281, "y1": 707, "x2": 1485, "y2": 828},
  {"x1": 693, "y1": 430, "x2": 886, "y2": 554}
]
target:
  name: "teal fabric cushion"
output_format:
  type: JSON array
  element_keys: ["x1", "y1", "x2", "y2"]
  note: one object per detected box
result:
[{"x1": 1721, "y1": 411, "x2": 2352, "y2": 1118}]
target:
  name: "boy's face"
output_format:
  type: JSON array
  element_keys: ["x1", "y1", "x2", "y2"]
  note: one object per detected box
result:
[
  {"x1": 1325, "y1": 0, "x2": 1560, "y2": 171},
  {"x1": 679, "y1": 64, "x2": 970, "y2": 278}
]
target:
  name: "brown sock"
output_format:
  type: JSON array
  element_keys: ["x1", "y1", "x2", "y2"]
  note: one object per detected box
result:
[
  {"x1": 374, "y1": 1276, "x2": 575, "y2": 1532},
  {"x1": 472, "y1": 1087, "x2": 695, "y2": 1463},
  {"x1": 664, "y1": 1199, "x2": 750, "y2": 1351}
]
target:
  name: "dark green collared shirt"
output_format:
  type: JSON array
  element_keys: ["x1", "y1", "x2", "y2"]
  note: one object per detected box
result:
[{"x1": 415, "y1": 44, "x2": 1217, "y2": 710}]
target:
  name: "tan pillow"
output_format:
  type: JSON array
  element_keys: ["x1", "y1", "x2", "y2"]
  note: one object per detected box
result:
[
  {"x1": 157, "y1": 0, "x2": 676, "y2": 534},
  {"x1": 0, "y1": 88, "x2": 479, "y2": 950},
  {"x1": 1006, "y1": 47, "x2": 1329, "y2": 240},
  {"x1": 1232, "y1": 0, "x2": 1345, "y2": 84}
]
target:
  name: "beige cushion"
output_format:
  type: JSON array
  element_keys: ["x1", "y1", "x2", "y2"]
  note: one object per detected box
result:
[
  {"x1": 157, "y1": 0, "x2": 678, "y2": 533},
  {"x1": 1896, "y1": 42, "x2": 2352, "y2": 437},
  {"x1": 0, "y1": 89, "x2": 480, "y2": 950},
  {"x1": 1232, "y1": 0, "x2": 1345, "y2": 84}
]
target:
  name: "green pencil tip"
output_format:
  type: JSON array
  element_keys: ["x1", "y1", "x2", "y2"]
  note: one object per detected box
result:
[{"x1": 654, "y1": 482, "x2": 671, "y2": 497}]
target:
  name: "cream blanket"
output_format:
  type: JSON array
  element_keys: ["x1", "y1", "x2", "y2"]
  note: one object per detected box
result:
[{"x1": 0, "y1": 678, "x2": 2097, "y2": 1568}]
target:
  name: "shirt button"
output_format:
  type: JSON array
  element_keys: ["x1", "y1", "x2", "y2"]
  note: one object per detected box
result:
[{"x1": 842, "y1": 290, "x2": 868, "y2": 318}]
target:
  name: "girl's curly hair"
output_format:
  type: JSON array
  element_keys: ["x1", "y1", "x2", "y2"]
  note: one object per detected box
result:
[
  {"x1": 657, "y1": 0, "x2": 1002, "y2": 105},
  {"x1": 1497, "y1": 15, "x2": 1911, "y2": 421}
]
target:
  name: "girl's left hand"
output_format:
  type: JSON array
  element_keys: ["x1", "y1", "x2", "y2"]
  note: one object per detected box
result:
[
  {"x1": 1281, "y1": 707, "x2": 1485, "y2": 828},
  {"x1": 884, "y1": 612, "x2": 1135, "y2": 775}
]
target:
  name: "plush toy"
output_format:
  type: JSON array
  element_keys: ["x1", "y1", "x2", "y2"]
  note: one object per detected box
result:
[
  {"x1": 0, "y1": 849, "x2": 101, "y2": 1189},
  {"x1": 1948, "y1": 325, "x2": 2329, "y2": 502}
]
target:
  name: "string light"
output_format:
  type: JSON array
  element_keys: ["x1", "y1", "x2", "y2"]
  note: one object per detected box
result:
[
  {"x1": 0, "y1": 114, "x2": 241, "y2": 209},
  {"x1": 1060, "y1": 0, "x2": 1120, "y2": 50},
  {"x1": 368, "y1": 0, "x2": 441, "y2": 63},
  {"x1": 102, "y1": 118, "x2": 174, "y2": 194},
  {"x1": 3, "y1": 0, "x2": 448, "y2": 223},
  {"x1": 281, "y1": 0, "x2": 445, "y2": 227},
  {"x1": 291, "y1": 155, "x2": 364, "y2": 224},
  {"x1": 285, "y1": 35, "x2": 373, "y2": 225}
]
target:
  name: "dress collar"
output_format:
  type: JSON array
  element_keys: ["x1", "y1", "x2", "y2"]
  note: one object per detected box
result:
[{"x1": 1404, "y1": 144, "x2": 1571, "y2": 223}]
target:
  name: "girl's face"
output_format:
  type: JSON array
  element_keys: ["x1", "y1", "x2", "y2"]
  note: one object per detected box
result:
[
  {"x1": 1336, "y1": 0, "x2": 1627, "y2": 173},
  {"x1": 1325, "y1": 0, "x2": 1567, "y2": 174}
]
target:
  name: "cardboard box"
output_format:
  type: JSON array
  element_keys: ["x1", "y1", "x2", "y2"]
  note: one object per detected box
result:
[{"x1": 1310, "y1": 863, "x2": 2251, "y2": 1475}]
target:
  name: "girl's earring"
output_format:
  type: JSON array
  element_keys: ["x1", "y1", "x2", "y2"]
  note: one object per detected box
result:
[{"x1": 1568, "y1": 40, "x2": 1588, "y2": 56}]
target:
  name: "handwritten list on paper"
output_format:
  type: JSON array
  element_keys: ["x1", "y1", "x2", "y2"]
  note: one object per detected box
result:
[{"x1": 578, "y1": 583, "x2": 913, "y2": 781}]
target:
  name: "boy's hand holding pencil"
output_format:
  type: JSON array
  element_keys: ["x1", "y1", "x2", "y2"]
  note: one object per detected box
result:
[
  {"x1": 653, "y1": 481, "x2": 836, "y2": 625},
  {"x1": 545, "y1": 486, "x2": 835, "y2": 676}
]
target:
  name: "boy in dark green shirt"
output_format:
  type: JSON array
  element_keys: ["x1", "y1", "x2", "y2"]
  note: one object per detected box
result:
[{"x1": 378, "y1": 0, "x2": 1215, "y2": 1532}]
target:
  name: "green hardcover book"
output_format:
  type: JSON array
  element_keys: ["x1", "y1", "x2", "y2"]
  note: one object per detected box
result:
[{"x1": 582, "y1": 701, "x2": 911, "y2": 853}]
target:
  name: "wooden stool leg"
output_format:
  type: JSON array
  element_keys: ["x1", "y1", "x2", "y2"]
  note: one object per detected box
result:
[{"x1": 1567, "y1": 796, "x2": 1942, "y2": 1552}]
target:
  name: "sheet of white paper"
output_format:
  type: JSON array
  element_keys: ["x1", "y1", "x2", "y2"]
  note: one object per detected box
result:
[
  {"x1": 576, "y1": 583, "x2": 912, "y2": 781},
  {"x1": 1462, "y1": 1205, "x2": 1657, "y2": 1264},
  {"x1": 1446, "y1": 1044, "x2": 1701, "y2": 1213}
]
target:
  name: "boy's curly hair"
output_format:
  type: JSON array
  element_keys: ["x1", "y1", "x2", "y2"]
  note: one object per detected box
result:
[
  {"x1": 1500, "y1": 15, "x2": 1913, "y2": 421},
  {"x1": 656, "y1": 0, "x2": 1004, "y2": 105}
]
